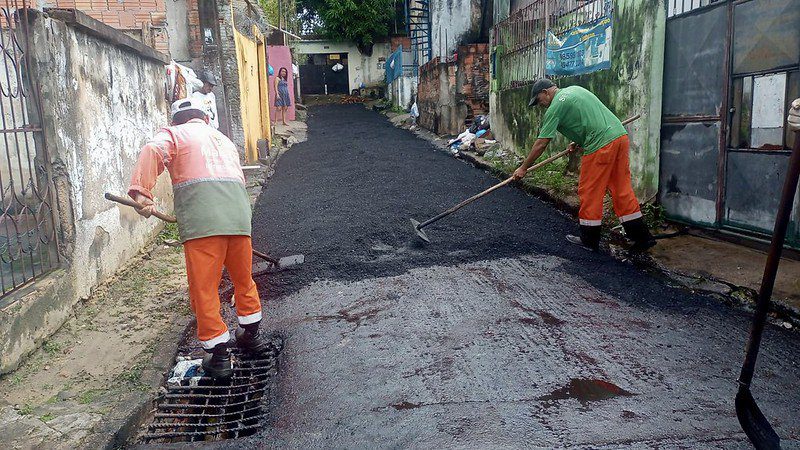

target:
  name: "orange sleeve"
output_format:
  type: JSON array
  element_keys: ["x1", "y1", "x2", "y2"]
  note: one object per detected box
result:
[{"x1": 128, "y1": 130, "x2": 176, "y2": 200}]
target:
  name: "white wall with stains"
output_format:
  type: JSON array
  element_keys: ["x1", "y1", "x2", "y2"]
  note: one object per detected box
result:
[{"x1": 0, "y1": 13, "x2": 173, "y2": 374}]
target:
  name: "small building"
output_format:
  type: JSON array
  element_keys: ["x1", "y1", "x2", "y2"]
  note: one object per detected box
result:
[{"x1": 293, "y1": 39, "x2": 391, "y2": 95}]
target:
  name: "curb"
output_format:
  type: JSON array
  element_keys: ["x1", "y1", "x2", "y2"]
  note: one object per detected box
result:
[{"x1": 84, "y1": 310, "x2": 193, "y2": 449}]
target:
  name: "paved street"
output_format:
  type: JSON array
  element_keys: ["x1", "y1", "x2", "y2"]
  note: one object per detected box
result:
[{"x1": 241, "y1": 104, "x2": 800, "y2": 448}]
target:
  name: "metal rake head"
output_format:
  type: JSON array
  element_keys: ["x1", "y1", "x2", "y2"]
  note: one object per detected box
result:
[{"x1": 410, "y1": 219, "x2": 430, "y2": 243}]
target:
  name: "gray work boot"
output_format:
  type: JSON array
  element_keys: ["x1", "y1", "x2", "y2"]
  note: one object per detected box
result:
[
  {"x1": 566, "y1": 225, "x2": 601, "y2": 251},
  {"x1": 202, "y1": 344, "x2": 233, "y2": 379},
  {"x1": 566, "y1": 234, "x2": 595, "y2": 251}
]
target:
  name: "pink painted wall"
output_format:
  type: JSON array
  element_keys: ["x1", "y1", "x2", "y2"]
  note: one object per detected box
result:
[{"x1": 267, "y1": 46, "x2": 296, "y2": 122}]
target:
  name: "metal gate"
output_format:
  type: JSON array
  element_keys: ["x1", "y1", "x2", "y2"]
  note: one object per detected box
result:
[
  {"x1": 0, "y1": 1, "x2": 60, "y2": 297},
  {"x1": 299, "y1": 53, "x2": 349, "y2": 95},
  {"x1": 660, "y1": 0, "x2": 800, "y2": 247}
]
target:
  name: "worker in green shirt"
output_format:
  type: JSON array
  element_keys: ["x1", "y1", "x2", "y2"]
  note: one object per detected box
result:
[{"x1": 512, "y1": 78, "x2": 655, "y2": 252}]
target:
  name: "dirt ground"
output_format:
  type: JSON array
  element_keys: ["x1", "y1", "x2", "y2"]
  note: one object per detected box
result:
[{"x1": 0, "y1": 228, "x2": 192, "y2": 450}]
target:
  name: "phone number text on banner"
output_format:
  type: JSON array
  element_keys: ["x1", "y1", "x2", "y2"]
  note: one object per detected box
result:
[{"x1": 546, "y1": 16, "x2": 612, "y2": 77}]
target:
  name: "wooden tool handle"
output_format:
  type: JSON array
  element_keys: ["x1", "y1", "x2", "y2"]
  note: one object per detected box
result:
[
  {"x1": 252, "y1": 249, "x2": 279, "y2": 265},
  {"x1": 105, "y1": 192, "x2": 177, "y2": 223}
]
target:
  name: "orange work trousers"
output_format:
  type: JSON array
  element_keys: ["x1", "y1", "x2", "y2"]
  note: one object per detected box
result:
[
  {"x1": 577, "y1": 135, "x2": 642, "y2": 226},
  {"x1": 183, "y1": 235, "x2": 262, "y2": 350}
]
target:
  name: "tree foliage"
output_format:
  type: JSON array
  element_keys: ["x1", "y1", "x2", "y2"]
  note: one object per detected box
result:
[{"x1": 298, "y1": 0, "x2": 394, "y2": 54}]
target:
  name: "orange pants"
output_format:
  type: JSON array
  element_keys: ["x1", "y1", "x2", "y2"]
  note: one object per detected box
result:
[
  {"x1": 183, "y1": 235, "x2": 262, "y2": 350},
  {"x1": 578, "y1": 135, "x2": 642, "y2": 226}
]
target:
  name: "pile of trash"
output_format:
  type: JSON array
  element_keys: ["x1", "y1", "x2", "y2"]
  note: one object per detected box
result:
[
  {"x1": 341, "y1": 95, "x2": 367, "y2": 104},
  {"x1": 447, "y1": 115, "x2": 496, "y2": 156},
  {"x1": 167, "y1": 357, "x2": 205, "y2": 387}
]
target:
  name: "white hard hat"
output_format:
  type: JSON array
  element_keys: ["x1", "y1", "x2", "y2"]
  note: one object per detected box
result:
[{"x1": 170, "y1": 97, "x2": 206, "y2": 119}]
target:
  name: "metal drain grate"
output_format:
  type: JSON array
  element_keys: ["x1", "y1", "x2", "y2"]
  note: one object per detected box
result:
[{"x1": 141, "y1": 349, "x2": 278, "y2": 443}]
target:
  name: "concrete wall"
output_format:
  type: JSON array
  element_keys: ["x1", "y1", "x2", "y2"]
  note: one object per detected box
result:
[
  {"x1": 489, "y1": 0, "x2": 666, "y2": 200},
  {"x1": 418, "y1": 58, "x2": 459, "y2": 135},
  {"x1": 166, "y1": 0, "x2": 191, "y2": 61},
  {"x1": 429, "y1": 0, "x2": 488, "y2": 60},
  {"x1": 0, "y1": 12, "x2": 172, "y2": 374},
  {"x1": 293, "y1": 40, "x2": 391, "y2": 91},
  {"x1": 389, "y1": 75, "x2": 417, "y2": 110}
]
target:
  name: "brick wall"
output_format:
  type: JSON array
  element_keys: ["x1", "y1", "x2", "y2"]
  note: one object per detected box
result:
[
  {"x1": 51, "y1": 0, "x2": 170, "y2": 54},
  {"x1": 186, "y1": 0, "x2": 202, "y2": 57},
  {"x1": 417, "y1": 43, "x2": 490, "y2": 136},
  {"x1": 390, "y1": 36, "x2": 411, "y2": 52},
  {"x1": 455, "y1": 43, "x2": 490, "y2": 118}
]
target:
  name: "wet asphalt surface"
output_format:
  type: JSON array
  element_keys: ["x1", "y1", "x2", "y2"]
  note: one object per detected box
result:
[{"x1": 229, "y1": 105, "x2": 799, "y2": 448}]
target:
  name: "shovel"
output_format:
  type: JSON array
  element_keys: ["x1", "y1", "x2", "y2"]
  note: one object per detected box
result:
[
  {"x1": 735, "y1": 132, "x2": 800, "y2": 450},
  {"x1": 104, "y1": 192, "x2": 304, "y2": 271},
  {"x1": 411, "y1": 114, "x2": 641, "y2": 242}
]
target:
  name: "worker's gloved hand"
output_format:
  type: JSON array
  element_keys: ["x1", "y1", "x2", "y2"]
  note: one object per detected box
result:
[
  {"x1": 133, "y1": 194, "x2": 155, "y2": 218},
  {"x1": 788, "y1": 98, "x2": 800, "y2": 132},
  {"x1": 512, "y1": 166, "x2": 527, "y2": 181}
]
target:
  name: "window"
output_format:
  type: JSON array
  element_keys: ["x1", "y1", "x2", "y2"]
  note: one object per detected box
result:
[{"x1": 731, "y1": 71, "x2": 799, "y2": 151}]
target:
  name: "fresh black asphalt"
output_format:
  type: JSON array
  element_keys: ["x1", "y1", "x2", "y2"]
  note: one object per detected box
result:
[{"x1": 227, "y1": 104, "x2": 800, "y2": 448}]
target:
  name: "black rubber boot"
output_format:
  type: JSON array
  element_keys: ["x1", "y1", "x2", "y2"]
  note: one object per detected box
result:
[
  {"x1": 202, "y1": 343, "x2": 233, "y2": 379},
  {"x1": 235, "y1": 322, "x2": 273, "y2": 357},
  {"x1": 622, "y1": 217, "x2": 657, "y2": 252},
  {"x1": 569, "y1": 225, "x2": 601, "y2": 251}
]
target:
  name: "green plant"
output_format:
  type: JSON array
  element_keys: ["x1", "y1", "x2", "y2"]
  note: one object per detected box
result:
[
  {"x1": 18, "y1": 404, "x2": 34, "y2": 416},
  {"x1": 157, "y1": 222, "x2": 180, "y2": 244},
  {"x1": 39, "y1": 413, "x2": 54, "y2": 422},
  {"x1": 9, "y1": 373, "x2": 24, "y2": 386},
  {"x1": 525, "y1": 158, "x2": 577, "y2": 197},
  {"x1": 642, "y1": 202, "x2": 665, "y2": 230},
  {"x1": 78, "y1": 389, "x2": 102, "y2": 405},
  {"x1": 305, "y1": 0, "x2": 394, "y2": 53},
  {"x1": 42, "y1": 340, "x2": 62, "y2": 356}
]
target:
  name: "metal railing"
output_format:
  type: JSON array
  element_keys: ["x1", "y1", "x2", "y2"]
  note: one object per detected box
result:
[
  {"x1": 667, "y1": 0, "x2": 725, "y2": 18},
  {"x1": 0, "y1": 0, "x2": 60, "y2": 297},
  {"x1": 494, "y1": 0, "x2": 609, "y2": 89}
]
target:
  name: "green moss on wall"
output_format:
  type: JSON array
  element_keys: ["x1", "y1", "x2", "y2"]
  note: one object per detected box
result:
[{"x1": 493, "y1": 0, "x2": 665, "y2": 200}]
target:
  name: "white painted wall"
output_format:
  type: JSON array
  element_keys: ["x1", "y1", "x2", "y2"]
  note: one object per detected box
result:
[
  {"x1": 389, "y1": 75, "x2": 417, "y2": 110},
  {"x1": 293, "y1": 40, "x2": 391, "y2": 92},
  {"x1": 429, "y1": 0, "x2": 476, "y2": 60}
]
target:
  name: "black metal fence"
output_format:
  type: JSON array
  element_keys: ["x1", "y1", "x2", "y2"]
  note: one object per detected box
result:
[
  {"x1": 667, "y1": 0, "x2": 725, "y2": 18},
  {"x1": 0, "y1": 0, "x2": 60, "y2": 297},
  {"x1": 494, "y1": 0, "x2": 609, "y2": 89}
]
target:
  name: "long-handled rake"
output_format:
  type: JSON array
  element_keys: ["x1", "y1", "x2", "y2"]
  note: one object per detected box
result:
[
  {"x1": 735, "y1": 131, "x2": 800, "y2": 450},
  {"x1": 104, "y1": 192, "x2": 304, "y2": 271},
  {"x1": 411, "y1": 114, "x2": 641, "y2": 243}
]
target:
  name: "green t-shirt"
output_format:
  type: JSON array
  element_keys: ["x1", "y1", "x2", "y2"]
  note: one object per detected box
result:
[{"x1": 537, "y1": 85, "x2": 627, "y2": 155}]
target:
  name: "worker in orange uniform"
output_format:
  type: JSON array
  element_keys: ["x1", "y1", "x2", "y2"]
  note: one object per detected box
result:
[
  {"x1": 128, "y1": 98, "x2": 270, "y2": 379},
  {"x1": 513, "y1": 79, "x2": 655, "y2": 252}
]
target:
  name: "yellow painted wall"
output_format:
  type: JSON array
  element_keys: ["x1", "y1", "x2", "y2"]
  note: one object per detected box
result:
[{"x1": 232, "y1": 17, "x2": 271, "y2": 162}]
